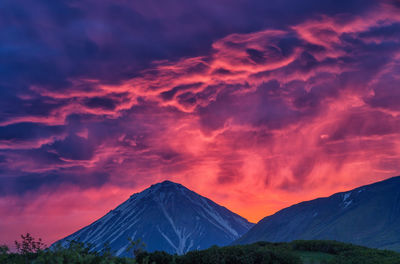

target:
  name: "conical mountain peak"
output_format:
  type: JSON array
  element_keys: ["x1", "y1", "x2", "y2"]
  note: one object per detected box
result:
[
  {"x1": 55, "y1": 180, "x2": 254, "y2": 256},
  {"x1": 130, "y1": 180, "x2": 189, "y2": 203},
  {"x1": 149, "y1": 180, "x2": 184, "y2": 191}
]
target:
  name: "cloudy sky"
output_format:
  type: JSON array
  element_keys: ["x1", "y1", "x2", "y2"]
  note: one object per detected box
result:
[{"x1": 1, "y1": 0, "x2": 400, "y2": 246}]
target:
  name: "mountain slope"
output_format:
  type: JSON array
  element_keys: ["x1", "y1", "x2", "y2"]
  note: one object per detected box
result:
[
  {"x1": 54, "y1": 181, "x2": 254, "y2": 256},
  {"x1": 236, "y1": 176, "x2": 400, "y2": 251}
]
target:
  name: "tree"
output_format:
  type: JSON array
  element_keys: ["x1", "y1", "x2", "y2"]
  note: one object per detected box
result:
[
  {"x1": 126, "y1": 237, "x2": 146, "y2": 257},
  {"x1": 0, "y1": 245, "x2": 9, "y2": 255},
  {"x1": 0, "y1": 245, "x2": 9, "y2": 262},
  {"x1": 14, "y1": 233, "x2": 46, "y2": 254}
]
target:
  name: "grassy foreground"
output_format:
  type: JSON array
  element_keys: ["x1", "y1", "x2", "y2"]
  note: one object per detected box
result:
[{"x1": 2, "y1": 239, "x2": 400, "y2": 263}]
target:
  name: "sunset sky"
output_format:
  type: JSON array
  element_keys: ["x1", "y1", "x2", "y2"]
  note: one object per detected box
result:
[{"x1": 1, "y1": 0, "x2": 400, "y2": 247}]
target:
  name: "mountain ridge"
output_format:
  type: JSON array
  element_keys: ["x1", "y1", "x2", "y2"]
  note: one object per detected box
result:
[{"x1": 235, "y1": 175, "x2": 400, "y2": 252}]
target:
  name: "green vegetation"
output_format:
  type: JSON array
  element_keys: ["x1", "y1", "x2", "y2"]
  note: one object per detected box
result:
[
  {"x1": 296, "y1": 251, "x2": 335, "y2": 263},
  {"x1": 0, "y1": 233, "x2": 135, "y2": 264},
  {"x1": 290, "y1": 240, "x2": 400, "y2": 264},
  {"x1": 1, "y1": 234, "x2": 400, "y2": 263}
]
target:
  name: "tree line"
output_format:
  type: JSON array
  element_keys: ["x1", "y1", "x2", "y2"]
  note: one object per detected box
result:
[{"x1": 1, "y1": 233, "x2": 400, "y2": 263}]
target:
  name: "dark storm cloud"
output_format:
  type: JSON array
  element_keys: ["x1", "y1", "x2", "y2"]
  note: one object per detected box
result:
[
  {"x1": 0, "y1": 170, "x2": 110, "y2": 197},
  {"x1": 49, "y1": 134, "x2": 96, "y2": 160},
  {"x1": 0, "y1": 0, "x2": 381, "y2": 130},
  {"x1": 0, "y1": 0, "x2": 378, "y2": 90},
  {"x1": 359, "y1": 22, "x2": 400, "y2": 40},
  {"x1": 0, "y1": 0, "x2": 397, "y2": 195},
  {"x1": 0, "y1": 123, "x2": 64, "y2": 141},
  {"x1": 84, "y1": 97, "x2": 117, "y2": 110},
  {"x1": 329, "y1": 110, "x2": 400, "y2": 141},
  {"x1": 197, "y1": 80, "x2": 302, "y2": 133}
]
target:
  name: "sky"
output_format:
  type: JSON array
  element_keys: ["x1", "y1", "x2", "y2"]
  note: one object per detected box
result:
[{"x1": 1, "y1": 0, "x2": 400, "y2": 247}]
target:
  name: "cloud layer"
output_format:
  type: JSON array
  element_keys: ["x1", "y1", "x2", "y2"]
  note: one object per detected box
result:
[{"x1": 1, "y1": 0, "x2": 400, "y2": 246}]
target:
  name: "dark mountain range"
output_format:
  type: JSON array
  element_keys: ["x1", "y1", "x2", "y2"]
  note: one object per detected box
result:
[
  {"x1": 54, "y1": 181, "x2": 254, "y2": 256},
  {"x1": 236, "y1": 176, "x2": 400, "y2": 252}
]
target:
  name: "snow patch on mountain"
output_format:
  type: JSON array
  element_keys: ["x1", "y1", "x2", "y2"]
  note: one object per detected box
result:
[
  {"x1": 343, "y1": 192, "x2": 351, "y2": 202},
  {"x1": 341, "y1": 192, "x2": 354, "y2": 208}
]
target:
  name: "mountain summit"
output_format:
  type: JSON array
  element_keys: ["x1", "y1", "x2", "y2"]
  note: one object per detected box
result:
[
  {"x1": 54, "y1": 180, "x2": 254, "y2": 256},
  {"x1": 236, "y1": 176, "x2": 400, "y2": 251}
]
